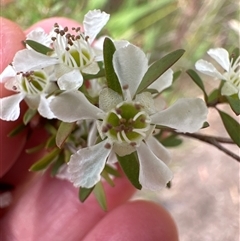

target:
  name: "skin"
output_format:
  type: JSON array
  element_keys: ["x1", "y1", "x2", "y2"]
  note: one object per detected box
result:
[{"x1": 0, "y1": 17, "x2": 179, "y2": 241}]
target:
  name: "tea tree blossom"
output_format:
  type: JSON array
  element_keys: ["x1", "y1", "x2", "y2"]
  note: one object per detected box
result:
[
  {"x1": 195, "y1": 48, "x2": 240, "y2": 98},
  {"x1": 50, "y1": 44, "x2": 208, "y2": 191},
  {"x1": 0, "y1": 66, "x2": 56, "y2": 121}
]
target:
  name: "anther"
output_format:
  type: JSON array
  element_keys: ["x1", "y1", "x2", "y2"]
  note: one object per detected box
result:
[
  {"x1": 76, "y1": 27, "x2": 81, "y2": 32},
  {"x1": 60, "y1": 30, "x2": 65, "y2": 36},
  {"x1": 130, "y1": 142, "x2": 137, "y2": 147},
  {"x1": 102, "y1": 126, "x2": 109, "y2": 133},
  {"x1": 123, "y1": 84, "x2": 129, "y2": 90},
  {"x1": 115, "y1": 108, "x2": 122, "y2": 115},
  {"x1": 51, "y1": 37, "x2": 56, "y2": 41},
  {"x1": 104, "y1": 143, "x2": 112, "y2": 149},
  {"x1": 119, "y1": 118, "x2": 126, "y2": 124},
  {"x1": 85, "y1": 36, "x2": 89, "y2": 41},
  {"x1": 65, "y1": 47, "x2": 70, "y2": 51},
  {"x1": 54, "y1": 23, "x2": 59, "y2": 28},
  {"x1": 134, "y1": 103, "x2": 142, "y2": 110},
  {"x1": 64, "y1": 26, "x2": 68, "y2": 32}
]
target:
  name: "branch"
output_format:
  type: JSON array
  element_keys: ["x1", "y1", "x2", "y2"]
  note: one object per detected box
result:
[{"x1": 168, "y1": 131, "x2": 240, "y2": 162}]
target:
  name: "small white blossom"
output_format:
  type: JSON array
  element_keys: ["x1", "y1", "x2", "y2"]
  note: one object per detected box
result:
[
  {"x1": 50, "y1": 44, "x2": 208, "y2": 191},
  {"x1": 0, "y1": 65, "x2": 56, "y2": 121},
  {"x1": 195, "y1": 48, "x2": 240, "y2": 98}
]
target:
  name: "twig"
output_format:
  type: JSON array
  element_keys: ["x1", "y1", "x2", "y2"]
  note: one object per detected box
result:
[{"x1": 169, "y1": 131, "x2": 240, "y2": 162}]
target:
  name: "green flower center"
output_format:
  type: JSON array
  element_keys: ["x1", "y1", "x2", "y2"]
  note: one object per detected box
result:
[
  {"x1": 103, "y1": 102, "x2": 151, "y2": 144},
  {"x1": 20, "y1": 70, "x2": 48, "y2": 95}
]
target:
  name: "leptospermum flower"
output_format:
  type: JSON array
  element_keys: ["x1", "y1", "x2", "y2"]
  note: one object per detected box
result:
[
  {"x1": 0, "y1": 66, "x2": 56, "y2": 121},
  {"x1": 12, "y1": 10, "x2": 110, "y2": 91},
  {"x1": 195, "y1": 48, "x2": 240, "y2": 98},
  {"x1": 50, "y1": 44, "x2": 208, "y2": 191}
]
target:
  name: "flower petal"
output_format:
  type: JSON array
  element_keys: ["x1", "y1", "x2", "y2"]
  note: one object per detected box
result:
[
  {"x1": 195, "y1": 59, "x2": 224, "y2": 80},
  {"x1": 82, "y1": 61, "x2": 100, "y2": 75},
  {"x1": 68, "y1": 139, "x2": 111, "y2": 188},
  {"x1": 0, "y1": 93, "x2": 25, "y2": 121},
  {"x1": 135, "y1": 92, "x2": 156, "y2": 115},
  {"x1": 13, "y1": 49, "x2": 58, "y2": 72},
  {"x1": 58, "y1": 69, "x2": 83, "y2": 90},
  {"x1": 99, "y1": 88, "x2": 123, "y2": 112},
  {"x1": 50, "y1": 90, "x2": 101, "y2": 122},
  {"x1": 0, "y1": 65, "x2": 15, "y2": 83},
  {"x1": 137, "y1": 142, "x2": 173, "y2": 190},
  {"x1": 221, "y1": 82, "x2": 238, "y2": 96},
  {"x1": 83, "y1": 10, "x2": 110, "y2": 45},
  {"x1": 145, "y1": 136, "x2": 171, "y2": 165},
  {"x1": 149, "y1": 68, "x2": 173, "y2": 93},
  {"x1": 26, "y1": 27, "x2": 52, "y2": 47},
  {"x1": 207, "y1": 48, "x2": 230, "y2": 71},
  {"x1": 38, "y1": 95, "x2": 56, "y2": 119},
  {"x1": 113, "y1": 44, "x2": 148, "y2": 99},
  {"x1": 151, "y1": 98, "x2": 208, "y2": 133},
  {"x1": 113, "y1": 142, "x2": 136, "y2": 156}
]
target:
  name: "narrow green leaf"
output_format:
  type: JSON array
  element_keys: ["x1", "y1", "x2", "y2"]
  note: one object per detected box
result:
[
  {"x1": 207, "y1": 89, "x2": 219, "y2": 105},
  {"x1": 25, "y1": 142, "x2": 45, "y2": 154},
  {"x1": 136, "y1": 49, "x2": 185, "y2": 94},
  {"x1": 187, "y1": 69, "x2": 207, "y2": 99},
  {"x1": 160, "y1": 134, "x2": 183, "y2": 147},
  {"x1": 29, "y1": 148, "x2": 60, "y2": 171},
  {"x1": 101, "y1": 170, "x2": 115, "y2": 187},
  {"x1": 218, "y1": 110, "x2": 240, "y2": 147},
  {"x1": 173, "y1": 70, "x2": 182, "y2": 82},
  {"x1": 8, "y1": 123, "x2": 26, "y2": 137},
  {"x1": 103, "y1": 37, "x2": 122, "y2": 95},
  {"x1": 79, "y1": 186, "x2": 95, "y2": 202},
  {"x1": 51, "y1": 153, "x2": 65, "y2": 176},
  {"x1": 25, "y1": 40, "x2": 53, "y2": 55},
  {"x1": 117, "y1": 152, "x2": 142, "y2": 190},
  {"x1": 93, "y1": 182, "x2": 107, "y2": 211},
  {"x1": 226, "y1": 96, "x2": 240, "y2": 115},
  {"x1": 56, "y1": 122, "x2": 75, "y2": 148},
  {"x1": 45, "y1": 135, "x2": 56, "y2": 149},
  {"x1": 23, "y1": 108, "x2": 37, "y2": 125},
  {"x1": 104, "y1": 164, "x2": 121, "y2": 177}
]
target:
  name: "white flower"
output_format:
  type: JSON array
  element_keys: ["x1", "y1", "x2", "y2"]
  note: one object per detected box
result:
[
  {"x1": 0, "y1": 65, "x2": 56, "y2": 121},
  {"x1": 50, "y1": 44, "x2": 208, "y2": 191},
  {"x1": 195, "y1": 48, "x2": 240, "y2": 98}
]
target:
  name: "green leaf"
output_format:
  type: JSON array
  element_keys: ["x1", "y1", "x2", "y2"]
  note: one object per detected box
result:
[
  {"x1": 79, "y1": 186, "x2": 95, "y2": 203},
  {"x1": 173, "y1": 70, "x2": 182, "y2": 82},
  {"x1": 23, "y1": 108, "x2": 37, "y2": 125},
  {"x1": 45, "y1": 135, "x2": 56, "y2": 149},
  {"x1": 136, "y1": 49, "x2": 185, "y2": 94},
  {"x1": 117, "y1": 152, "x2": 142, "y2": 190},
  {"x1": 207, "y1": 89, "x2": 219, "y2": 105},
  {"x1": 104, "y1": 164, "x2": 121, "y2": 177},
  {"x1": 218, "y1": 110, "x2": 240, "y2": 147},
  {"x1": 8, "y1": 123, "x2": 26, "y2": 137},
  {"x1": 56, "y1": 122, "x2": 75, "y2": 148},
  {"x1": 29, "y1": 148, "x2": 60, "y2": 171},
  {"x1": 160, "y1": 134, "x2": 183, "y2": 147},
  {"x1": 186, "y1": 69, "x2": 207, "y2": 99},
  {"x1": 101, "y1": 170, "x2": 115, "y2": 187},
  {"x1": 93, "y1": 181, "x2": 107, "y2": 211},
  {"x1": 25, "y1": 40, "x2": 53, "y2": 55},
  {"x1": 25, "y1": 142, "x2": 45, "y2": 154},
  {"x1": 226, "y1": 96, "x2": 240, "y2": 115},
  {"x1": 103, "y1": 37, "x2": 122, "y2": 95},
  {"x1": 51, "y1": 154, "x2": 65, "y2": 177}
]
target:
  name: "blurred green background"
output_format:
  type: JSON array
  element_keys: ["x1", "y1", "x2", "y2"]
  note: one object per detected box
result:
[{"x1": 1, "y1": 0, "x2": 239, "y2": 63}]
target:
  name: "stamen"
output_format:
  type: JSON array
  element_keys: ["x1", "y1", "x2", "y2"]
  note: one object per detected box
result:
[
  {"x1": 121, "y1": 130, "x2": 131, "y2": 144},
  {"x1": 133, "y1": 111, "x2": 146, "y2": 121},
  {"x1": 104, "y1": 143, "x2": 112, "y2": 149}
]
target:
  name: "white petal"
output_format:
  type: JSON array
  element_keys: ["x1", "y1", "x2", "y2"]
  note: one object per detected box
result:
[
  {"x1": 26, "y1": 27, "x2": 52, "y2": 47},
  {"x1": 113, "y1": 44, "x2": 148, "y2": 99},
  {"x1": 195, "y1": 59, "x2": 225, "y2": 80},
  {"x1": 82, "y1": 61, "x2": 100, "y2": 75},
  {"x1": 83, "y1": 10, "x2": 110, "y2": 45},
  {"x1": 145, "y1": 136, "x2": 171, "y2": 165},
  {"x1": 113, "y1": 142, "x2": 136, "y2": 156},
  {"x1": 50, "y1": 90, "x2": 101, "y2": 122},
  {"x1": 87, "y1": 121, "x2": 98, "y2": 146},
  {"x1": 0, "y1": 93, "x2": 25, "y2": 121},
  {"x1": 221, "y1": 82, "x2": 238, "y2": 96},
  {"x1": 58, "y1": 69, "x2": 83, "y2": 90},
  {"x1": 149, "y1": 68, "x2": 173, "y2": 92},
  {"x1": 137, "y1": 142, "x2": 173, "y2": 191},
  {"x1": 207, "y1": 48, "x2": 230, "y2": 71},
  {"x1": 151, "y1": 98, "x2": 208, "y2": 133},
  {"x1": 0, "y1": 65, "x2": 15, "y2": 83},
  {"x1": 24, "y1": 95, "x2": 40, "y2": 109},
  {"x1": 114, "y1": 40, "x2": 130, "y2": 49},
  {"x1": 68, "y1": 140, "x2": 111, "y2": 188},
  {"x1": 38, "y1": 95, "x2": 56, "y2": 119},
  {"x1": 13, "y1": 49, "x2": 58, "y2": 72},
  {"x1": 99, "y1": 88, "x2": 123, "y2": 112},
  {"x1": 135, "y1": 92, "x2": 156, "y2": 115}
]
